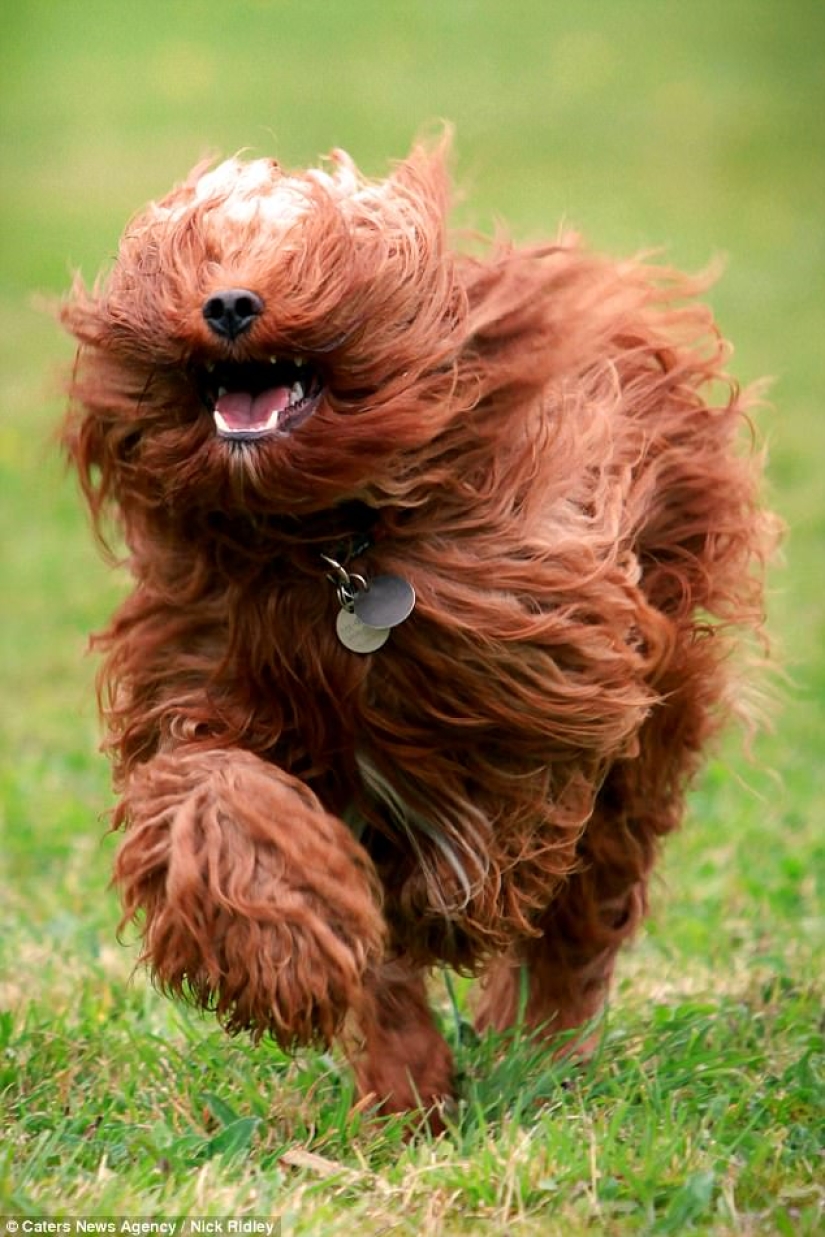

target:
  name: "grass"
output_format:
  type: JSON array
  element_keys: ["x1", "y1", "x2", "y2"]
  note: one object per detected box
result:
[
  {"x1": 1, "y1": 0, "x2": 823, "y2": 1232},
  {"x1": 2, "y1": 965, "x2": 822, "y2": 1233}
]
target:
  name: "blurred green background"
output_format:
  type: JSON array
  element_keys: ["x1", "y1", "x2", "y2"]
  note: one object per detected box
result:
[{"x1": 1, "y1": 0, "x2": 823, "y2": 1043}]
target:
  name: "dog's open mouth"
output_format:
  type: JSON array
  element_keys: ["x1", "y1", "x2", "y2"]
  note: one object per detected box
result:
[{"x1": 199, "y1": 357, "x2": 324, "y2": 440}]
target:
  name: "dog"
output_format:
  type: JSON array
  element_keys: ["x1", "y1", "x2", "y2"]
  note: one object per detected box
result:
[{"x1": 61, "y1": 135, "x2": 773, "y2": 1131}]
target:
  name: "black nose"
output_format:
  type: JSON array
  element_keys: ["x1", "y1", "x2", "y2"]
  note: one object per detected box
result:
[{"x1": 202, "y1": 288, "x2": 264, "y2": 340}]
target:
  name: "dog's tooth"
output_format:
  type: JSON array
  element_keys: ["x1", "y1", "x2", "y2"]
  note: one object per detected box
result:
[
  {"x1": 204, "y1": 360, "x2": 216, "y2": 373},
  {"x1": 294, "y1": 355, "x2": 306, "y2": 367},
  {"x1": 290, "y1": 382, "x2": 304, "y2": 403},
  {"x1": 265, "y1": 409, "x2": 281, "y2": 430},
  {"x1": 213, "y1": 410, "x2": 231, "y2": 434},
  {"x1": 217, "y1": 386, "x2": 227, "y2": 398},
  {"x1": 269, "y1": 355, "x2": 279, "y2": 364}
]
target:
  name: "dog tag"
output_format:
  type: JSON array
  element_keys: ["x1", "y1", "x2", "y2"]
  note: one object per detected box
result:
[
  {"x1": 352, "y1": 575, "x2": 416, "y2": 630},
  {"x1": 336, "y1": 608, "x2": 391, "y2": 654}
]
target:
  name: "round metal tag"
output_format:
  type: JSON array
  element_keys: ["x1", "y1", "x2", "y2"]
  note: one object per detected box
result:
[
  {"x1": 352, "y1": 575, "x2": 416, "y2": 630},
  {"x1": 336, "y1": 609, "x2": 391, "y2": 654}
]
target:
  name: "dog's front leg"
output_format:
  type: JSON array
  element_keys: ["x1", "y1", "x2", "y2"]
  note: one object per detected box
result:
[
  {"x1": 112, "y1": 747, "x2": 385, "y2": 1047},
  {"x1": 353, "y1": 960, "x2": 455, "y2": 1134}
]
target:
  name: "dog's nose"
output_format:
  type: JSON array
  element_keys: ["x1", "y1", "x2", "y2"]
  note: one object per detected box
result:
[{"x1": 202, "y1": 288, "x2": 264, "y2": 340}]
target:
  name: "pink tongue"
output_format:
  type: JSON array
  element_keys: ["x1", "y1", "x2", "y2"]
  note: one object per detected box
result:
[{"x1": 216, "y1": 387, "x2": 291, "y2": 429}]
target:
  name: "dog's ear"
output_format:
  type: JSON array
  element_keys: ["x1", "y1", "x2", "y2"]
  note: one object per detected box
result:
[
  {"x1": 60, "y1": 354, "x2": 129, "y2": 551},
  {"x1": 389, "y1": 127, "x2": 454, "y2": 222},
  {"x1": 59, "y1": 270, "x2": 109, "y2": 351},
  {"x1": 60, "y1": 280, "x2": 146, "y2": 550}
]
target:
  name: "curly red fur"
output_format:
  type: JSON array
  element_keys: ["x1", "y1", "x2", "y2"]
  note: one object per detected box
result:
[
  {"x1": 113, "y1": 747, "x2": 385, "y2": 1043},
  {"x1": 61, "y1": 134, "x2": 775, "y2": 1129}
]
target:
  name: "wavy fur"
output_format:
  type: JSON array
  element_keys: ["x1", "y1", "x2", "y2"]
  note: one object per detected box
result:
[{"x1": 61, "y1": 135, "x2": 775, "y2": 1128}]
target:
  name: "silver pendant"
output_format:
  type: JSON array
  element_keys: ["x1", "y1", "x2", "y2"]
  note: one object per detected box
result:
[
  {"x1": 336, "y1": 609, "x2": 391, "y2": 654},
  {"x1": 352, "y1": 575, "x2": 416, "y2": 630}
]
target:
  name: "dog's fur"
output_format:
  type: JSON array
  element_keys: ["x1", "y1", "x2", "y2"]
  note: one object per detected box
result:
[{"x1": 61, "y1": 137, "x2": 773, "y2": 1129}]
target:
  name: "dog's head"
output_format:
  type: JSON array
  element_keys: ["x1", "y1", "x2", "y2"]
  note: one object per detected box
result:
[{"x1": 61, "y1": 138, "x2": 476, "y2": 530}]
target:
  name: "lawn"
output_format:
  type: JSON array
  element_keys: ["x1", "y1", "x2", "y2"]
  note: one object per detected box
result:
[{"x1": 1, "y1": 1, "x2": 823, "y2": 1233}]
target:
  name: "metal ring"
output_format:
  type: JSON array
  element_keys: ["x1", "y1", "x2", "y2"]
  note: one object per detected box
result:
[
  {"x1": 320, "y1": 553, "x2": 351, "y2": 586},
  {"x1": 322, "y1": 553, "x2": 370, "y2": 615},
  {"x1": 337, "y1": 582, "x2": 356, "y2": 612}
]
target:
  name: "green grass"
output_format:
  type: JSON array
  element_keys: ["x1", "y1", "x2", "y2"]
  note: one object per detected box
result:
[{"x1": 1, "y1": 1, "x2": 823, "y2": 1232}]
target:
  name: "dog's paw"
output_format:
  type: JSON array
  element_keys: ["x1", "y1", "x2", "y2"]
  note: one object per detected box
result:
[
  {"x1": 353, "y1": 963, "x2": 455, "y2": 1136},
  {"x1": 113, "y1": 748, "x2": 385, "y2": 1046},
  {"x1": 355, "y1": 1036, "x2": 455, "y2": 1137}
]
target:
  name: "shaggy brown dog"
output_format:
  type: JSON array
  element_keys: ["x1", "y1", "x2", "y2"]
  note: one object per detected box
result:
[{"x1": 61, "y1": 136, "x2": 773, "y2": 1130}]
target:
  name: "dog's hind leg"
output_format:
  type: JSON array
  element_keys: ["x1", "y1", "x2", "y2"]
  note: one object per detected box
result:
[
  {"x1": 475, "y1": 753, "x2": 671, "y2": 1050},
  {"x1": 476, "y1": 620, "x2": 726, "y2": 1050},
  {"x1": 112, "y1": 746, "x2": 385, "y2": 1047},
  {"x1": 353, "y1": 959, "x2": 455, "y2": 1134},
  {"x1": 474, "y1": 851, "x2": 648, "y2": 1054}
]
